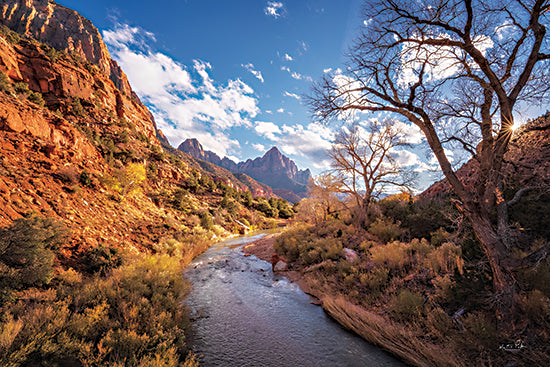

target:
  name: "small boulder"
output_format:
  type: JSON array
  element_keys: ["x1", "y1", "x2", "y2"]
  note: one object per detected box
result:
[
  {"x1": 273, "y1": 260, "x2": 288, "y2": 272},
  {"x1": 343, "y1": 248, "x2": 359, "y2": 262}
]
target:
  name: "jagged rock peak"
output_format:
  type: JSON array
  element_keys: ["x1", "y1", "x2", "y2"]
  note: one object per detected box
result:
[
  {"x1": 179, "y1": 138, "x2": 203, "y2": 152},
  {"x1": 178, "y1": 138, "x2": 312, "y2": 201},
  {"x1": 178, "y1": 138, "x2": 222, "y2": 165},
  {"x1": 0, "y1": 0, "x2": 132, "y2": 95}
]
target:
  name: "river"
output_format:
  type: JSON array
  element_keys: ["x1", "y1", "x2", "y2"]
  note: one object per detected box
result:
[{"x1": 185, "y1": 233, "x2": 406, "y2": 367}]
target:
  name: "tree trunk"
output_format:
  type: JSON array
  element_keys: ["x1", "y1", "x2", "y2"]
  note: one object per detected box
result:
[{"x1": 468, "y1": 210, "x2": 517, "y2": 325}]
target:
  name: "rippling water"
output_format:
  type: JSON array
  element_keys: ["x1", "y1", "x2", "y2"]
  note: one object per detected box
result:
[{"x1": 185, "y1": 233, "x2": 405, "y2": 367}]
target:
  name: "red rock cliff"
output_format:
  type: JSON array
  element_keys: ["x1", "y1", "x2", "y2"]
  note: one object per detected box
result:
[{"x1": 0, "y1": 0, "x2": 133, "y2": 95}]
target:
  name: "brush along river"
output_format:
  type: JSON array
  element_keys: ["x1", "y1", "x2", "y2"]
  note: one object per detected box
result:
[{"x1": 185, "y1": 233, "x2": 405, "y2": 366}]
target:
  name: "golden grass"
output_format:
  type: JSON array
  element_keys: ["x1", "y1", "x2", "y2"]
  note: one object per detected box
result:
[{"x1": 322, "y1": 296, "x2": 465, "y2": 367}]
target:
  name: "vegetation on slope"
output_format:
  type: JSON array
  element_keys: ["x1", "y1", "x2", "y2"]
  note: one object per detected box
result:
[{"x1": 0, "y1": 28, "x2": 296, "y2": 365}]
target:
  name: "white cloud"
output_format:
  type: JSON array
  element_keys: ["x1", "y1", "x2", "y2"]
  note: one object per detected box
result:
[
  {"x1": 277, "y1": 108, "x2": 285, "y2": 113},
  {"x1": 323, "y1": 68, "x2": 332, "y2": 73},
  {"x1": 299, "y1": 40, "x2": 308, "y2": 52},
  {"x1": 252, "y1": 143, "x2": 266, "y2": 152},
  {"x1": 291, "y1": 71, "x2": 302, "y2": 80},
  {"x1": 398, "y1": 34, "x2": 494, "y2": 86},
  {"x1": 391, "y1": 120, "x2": 425, "y2": 144},
  {"x1": 332, "y1": 69, "x2": 365, "y2": 106},
  {"x1": 391, "y1": 149, "x2": 420, "y2": 167},
  {"x1": 255, "y1": 121, "x2": 282, "y2": 140},
  {"x1": 280, "y1": 66, "x2": 311, "y2": 82},
  {"x1": 275, "y1": 122, "x2": 334, "y2": 169},
  {"x1": 265, "y1": 1, "x2": 284, "y2": 18},
  {"x1": 283, "y1": 91, "x2": 301, "y2": 100},
  {"x1": 103, "y1": 23, "x2": 259, "y2": 158},
  {"x1": 284, "y1": 53, "x2": 293, "y2": 61},
  {"x1": 242, "y1": 63, "x2": 265, "y2": 83}
]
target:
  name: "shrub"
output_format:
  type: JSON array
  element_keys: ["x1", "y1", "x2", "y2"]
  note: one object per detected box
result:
[
  {"x1": 424, "y1": 242, "x2": 462, "y2": 274},
  {"x1": 368, "y1": 217, "x2": 401, "y2": 243},
  {"x1": 430, "y1": 227, "x2": 451, "y2": 247},
  {"x1": 0, "y1": 254, "x2": 195, "y2": 366},
  {"x1": 79, "y1": 170, "x2": 92, "y2": 187},
  {"x1": 431, "y1": 274, "x2": 454, "y2": 303},
  {"x1": 146, "y1": 161, "x2": 158, "y2": 180},
  {"x1": 13, "y1": 82, "x2": 29, "y2": 95},
  {"x1": 359, "y1": 267, "x2": 389, "y2": 295},
  {"x1": 0, "y1": 214, "x2": 68, "y2": 291},
  {"x1": 0, "y1": 25, "x2": 21, "y2": 44},
  {"x1": 81, "y1": 245, "x2": 123, "y2": 275},
  {"x1": 521, "y1": 289, "x2": 550, "y2": 325},
  {"x1": 28, "y1": 91, "x2": 45, "y2": 107},
  {"x1": 200, "y1": 212, "x2": 213, "y2": 230},
  {"x1": 0, "y1": 71, "x2": 12, "y2": 93},
  {"x1": 462, "y1": 312, "x2": 498, "y2": 350},
  {"x1": 173, "y1": 188, "x2": 191, "y2": 213},
  {"x1": 425, "y1": 307, "x2": 454, "y2": 339},
  {"x1": 391, "y1": 289, "x2": 424, "y2": 320},
  {"x1": 72, "y1": 97, "x2": 86, "y2": 116},
  {"x1": 369, "y1": 241, "x2": 410, "y2": 270},
  {"x1": 45, "y1": 46, "x2": 63, "y2": 62}
]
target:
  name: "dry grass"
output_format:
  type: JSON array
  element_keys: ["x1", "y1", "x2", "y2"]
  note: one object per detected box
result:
[{"x1": 322, "y1": 296, "x2": 465, "y2": 367}]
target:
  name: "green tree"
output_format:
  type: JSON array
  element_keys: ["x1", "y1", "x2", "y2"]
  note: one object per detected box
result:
[{"x1": 0, "y1": 214, "x2": 68, "y2": 290}]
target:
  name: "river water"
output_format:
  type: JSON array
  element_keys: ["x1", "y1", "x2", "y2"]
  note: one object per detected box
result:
[{"x1": 185, "y1": 233, "x2": 406, "y2": 367}]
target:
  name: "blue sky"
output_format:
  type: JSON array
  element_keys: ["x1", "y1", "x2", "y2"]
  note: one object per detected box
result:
[{"x1": 57, "y1": 0, "x2": 444, "y2": 190}]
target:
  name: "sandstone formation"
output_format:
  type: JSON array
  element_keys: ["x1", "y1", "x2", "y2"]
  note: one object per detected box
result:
[
  {"x1": 0, "y1": 0, "x2": 133, "y2": 95},
  {"x1": 178, "y1": 138, "x2": 311, "y2": 202},
  {"x1": 0, "y1": 8, "x2": 280, "y2": 264}
]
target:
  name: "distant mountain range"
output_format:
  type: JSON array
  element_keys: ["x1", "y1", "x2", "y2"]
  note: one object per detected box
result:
[{"x1": 178, "y1": 139, "x2": 311, "y2": 202}]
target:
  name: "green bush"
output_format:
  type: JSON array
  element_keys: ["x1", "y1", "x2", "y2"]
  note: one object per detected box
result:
[
  {"x1": 369, "y1": 241, "x2": 410, "y2": 271},
  {"x1": 0, "y1": 215, "x2": 68, "y2": 291},
  {"x1": 0, "y1": 254, "x2": 197, "y2": 366},
  {"x1": 79, "y1": 170, "x2": 92, "y2": 187},
  {"x1": 0, "y1": 25, "x2": 21, "y2": 44},
  {"x1": 28, "y1": 91, "x2": 45, "y2": 106},
  {"x1": 521, "y1": 289, "x2": 550, "y2": 325},
  {"x1": 72, "y1": 97, "x2": 86, "y2": 116},
  {"x1": 13, "y1": 82, "x2": 29, "y2": 95},
  {"x1": 200, "y1": 212, "x2": 213, "y2": 230},
  {"x1": 430, "y1": 227, "x2": 451, "y2": 247},
  {"x1": 0, "y1": 71, "x2": 12, "y2": 93},
  {"x1": 359, "y1": 267, "x2": 389, "y2": 295},
  {"x1": 81, "y1": 244, "x2": 123, "y2": 275},
  {"x1": 45, "y1": 46, "x2": 63, "y2": 62},
  {"x1": 391, "y1": 289, "x2": 424, "y2": 320},
  {"x1": 274, "y1": 225, "x2": 343, "y2": 265},
  {"x1": 368, "y1": 217, "x2": 401, "y2": 243},
  {"x1": 462, "y1": 312, "x2": 498, "y2": 350}
]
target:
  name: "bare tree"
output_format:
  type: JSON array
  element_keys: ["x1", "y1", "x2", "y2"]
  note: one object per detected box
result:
[
  {"x1": 308, "y1": 174, "x2": 346, "y2": 222},
  {"x1": 309, "y1": 0, "x2": 550, "y2": 321},
  {"x1": 329, "y1": 119, "x2": 415, "y2": 226}
]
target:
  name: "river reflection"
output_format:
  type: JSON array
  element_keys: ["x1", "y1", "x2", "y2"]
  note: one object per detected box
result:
[{"x1": 185, "y1": 233, "x2": 406, "y2": 367}]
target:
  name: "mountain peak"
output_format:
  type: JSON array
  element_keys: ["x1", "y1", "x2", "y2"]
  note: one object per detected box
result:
[
  {"x1": 265, "y1": 146, "x2": 281, "y2": 155},
  {"x1": 179, "y1": 139, "x2": 311, "y2": 202},
  {"x1": 180, "y1": 138, "x2": 203, "y2": 151}
]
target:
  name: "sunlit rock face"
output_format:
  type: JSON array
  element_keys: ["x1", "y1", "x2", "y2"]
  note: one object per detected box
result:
[
  {"x1": 179, "y1": 140, "x2": 312, "y2": 202},
  {"x1": 0, "y1": 0, "x2": 132, "y2": 95},
  {"x1": 420, "y1": 116, "x2": 550, "y2": 200}
]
